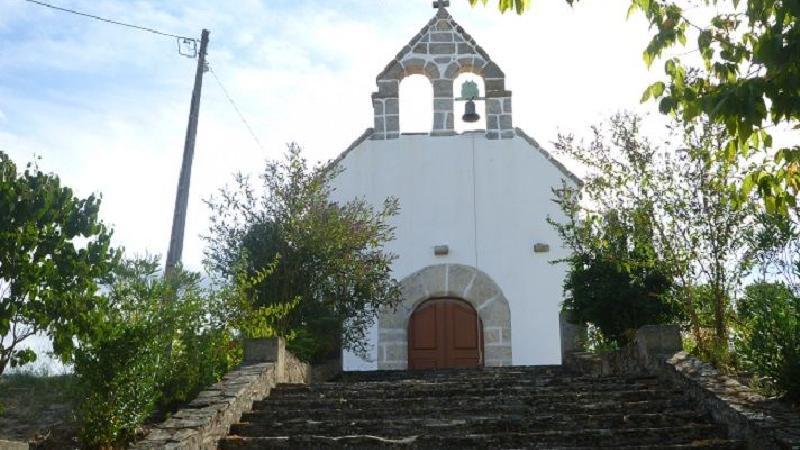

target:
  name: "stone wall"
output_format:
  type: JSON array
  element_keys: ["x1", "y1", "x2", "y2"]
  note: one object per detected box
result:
[
  {"x1": 564, "y1": 325, "x2": 800, "y2": 450},
  {"x1": 372, "y1": 8, "x2": 512, "y2": 140},
  {"x1": 131, "y1": 337, "x2": 330, "y2": 450}
]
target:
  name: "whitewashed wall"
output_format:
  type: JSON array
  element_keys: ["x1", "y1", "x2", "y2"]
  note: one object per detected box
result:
[{"x1": 330, "y1": 131, "x2": 576, "y2": 370}]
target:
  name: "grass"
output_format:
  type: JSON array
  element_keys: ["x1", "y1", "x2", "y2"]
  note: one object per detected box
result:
[{"x1": 0, "y1": 370, "x2": 79, "y2": 448}]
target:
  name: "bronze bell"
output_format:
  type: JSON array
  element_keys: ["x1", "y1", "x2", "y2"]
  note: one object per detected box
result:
[{"x1": 462, "y1": 99, "x2": 480, "y2": 123}]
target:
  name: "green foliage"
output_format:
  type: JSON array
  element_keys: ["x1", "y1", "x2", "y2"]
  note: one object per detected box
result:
[
  {"x1": 74, "y1": 257, "x2": 239, "y2": 449},
  {"x1": 735, "y1": 281, "x2": 800, "y2": 402},
  {"x1": 563, "y1": 252, "x2": 675, "y2": 344},
  {"x1": 466, "y1": 0, "x2": 584, "y2": 14},
  {"x1": 487, "y1": 0, "x2": 799, "y2": 210},
  {"x1": 551, "y1": 113, "x2": 759, "y2": 352},
  {"x1": 0, "y1": 152, "x2": 119, "y2": 376},
  {"x1": 553, "y1": 176, "x2": 676, "y2": 344},
  {"x1": 467, "y1": 0, "x2": 532, "y2": 15},
  {"x1": 745, "y1": 210, "x2": 800, "y2": 289},
  {"x1": 625, "y1": 0, "x2": 800, "y2": 212},
  {"x1": 204, "y1": 144, "x2": 402, "y2": 362}
]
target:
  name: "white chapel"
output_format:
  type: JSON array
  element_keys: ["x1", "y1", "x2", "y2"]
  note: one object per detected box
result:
[{"x1": 330, "y1": 3, "x2": 580, "y2": 371}]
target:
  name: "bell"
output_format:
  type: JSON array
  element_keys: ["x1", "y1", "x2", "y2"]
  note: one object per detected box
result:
[{"x1": 462, "y1": 99, "x2": 480, "y2": 123}]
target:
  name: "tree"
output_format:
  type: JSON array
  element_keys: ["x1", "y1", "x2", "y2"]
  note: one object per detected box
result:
[
  {"x1": 553, "y1": 200, "x2": 676, "y2": 345},
  {"x1": 744, "y1": 210, "x2": 800, "y2": 291},
  {"x1": 551, "y1": 115, "x2": 680, "y2": 345},
  {"x1": 551, "y1": 114, "x2": 761, "y2": 357},
  {"x1": 75, "y1": 256, "x2": 238, "y2": 449},
  {"x1": 471, "y1": 0, "x2": 799, "y2": 211},
  {"x1": 467, "y1": 0, "x2": 535, "y2": 14},
  {"x1": 204, "y1": 144, "x2": 401, "y2": 362},
  {"x1": 736, "y1": 281, "x2": 800, "y2": 402},
  {"x1": 0, "y1": 152, "x2": 118, "y2": 375},
  {"x1": 633, "y1": 0, "x2": 800, "y2": 213}
]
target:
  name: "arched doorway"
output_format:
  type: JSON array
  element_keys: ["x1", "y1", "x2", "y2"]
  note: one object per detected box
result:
[{"x1": 408, "y1": 298, "x2": 483, "y2": 369}]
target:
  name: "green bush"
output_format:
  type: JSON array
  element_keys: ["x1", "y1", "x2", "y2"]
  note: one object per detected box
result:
[
  {"x1": 204, "y1": 145, "x2": 401, "y2": 362},
  {"x1": 563, "y1": 252, "x2": 676, "y2": 345},
  {"x1": 735, "y1": 281, "x2": 800, "y2": 402},
  {"x1": 74, "y1": 257, "x2": 240, "y2": 449}
]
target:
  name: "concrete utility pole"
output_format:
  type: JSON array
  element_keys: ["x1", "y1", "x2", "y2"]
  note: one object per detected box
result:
[{"x1": 165, "y1": 28, "x2": 210, "y2": 277}]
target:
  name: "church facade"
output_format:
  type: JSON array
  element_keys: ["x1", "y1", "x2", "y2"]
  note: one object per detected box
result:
[{"x1": 330, "y1": 5, "x2": 580, "y2": 371}]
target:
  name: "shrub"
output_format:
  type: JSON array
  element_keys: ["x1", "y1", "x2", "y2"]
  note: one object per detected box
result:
[
  {"x1": 204, "y1": 144, "x2": 401, "y2": 362},
  {"x1": 735, "y1": 281, "x2": 800, "y2": 402},
  {"x1": 74, "y1": 257, "x2": 239, "y2": 449},
  {"x1": 562, "y1": 252, "x2": 676, "y2": 345}
]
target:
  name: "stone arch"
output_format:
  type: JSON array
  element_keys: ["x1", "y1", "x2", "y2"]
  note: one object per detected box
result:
[
  {"x1": 399, "y1": 74, "x2": 434, "y2": 133},
  {"x1": 377, "y1": 263, "x2": 512, "y2": 370},
  {"x1": 371, "y1": 8, "x2": 514, "y2": 140}
]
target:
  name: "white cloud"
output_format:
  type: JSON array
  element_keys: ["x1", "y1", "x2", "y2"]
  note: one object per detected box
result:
[{"x1": 0, "y1": 0, "x2": 687, "y2": 272}]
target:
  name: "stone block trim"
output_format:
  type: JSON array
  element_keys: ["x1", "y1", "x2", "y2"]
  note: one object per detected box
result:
[
  {"x1": 372, "y1": 9, "x2": 512, "y2": 140},
  {"x1": 377, "y1": 263, "x2": 512, "y2": 369}
]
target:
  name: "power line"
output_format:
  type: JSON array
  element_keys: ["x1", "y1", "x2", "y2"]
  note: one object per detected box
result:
[
  {"x1": 21, "y1": 0, "x2": 197, "y2": 42},
  {"x1": 207, "y1": 63, "x2": 266, "y2": 153}
]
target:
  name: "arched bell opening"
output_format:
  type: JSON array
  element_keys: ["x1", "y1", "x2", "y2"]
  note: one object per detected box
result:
[
  {"x1": 399, "y1": 74, "x2": 434, "y2": 134},
  {"x1": 454, "y1": 73, "x2": 486, "y2": 133},
  {"x1": 408, "y1": 297, "x2": 484, "y2": 370}
]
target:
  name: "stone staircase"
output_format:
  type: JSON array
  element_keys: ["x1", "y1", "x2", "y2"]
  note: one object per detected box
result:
[{"x1": 218, "y1": 366, "x2": 745, "y2": 449}]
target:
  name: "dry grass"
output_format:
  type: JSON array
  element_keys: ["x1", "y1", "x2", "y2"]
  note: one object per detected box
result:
[{"x1": 0, "y1": 371, "x2": 80, "y2": 449}]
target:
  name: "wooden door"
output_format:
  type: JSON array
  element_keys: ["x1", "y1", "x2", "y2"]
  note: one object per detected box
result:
[{"x1": 408, "y1": 298, "x2": 483, "y2": 369}]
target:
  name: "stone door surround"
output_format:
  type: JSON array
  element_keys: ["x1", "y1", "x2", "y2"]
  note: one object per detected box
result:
[{"x1": 378, "y1": 263, "x2": 512, "y2": 369}]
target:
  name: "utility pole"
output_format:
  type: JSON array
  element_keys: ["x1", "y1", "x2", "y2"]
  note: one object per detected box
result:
[{"x1": 165, "y1": 28, "x2": 210, "y2": 277}]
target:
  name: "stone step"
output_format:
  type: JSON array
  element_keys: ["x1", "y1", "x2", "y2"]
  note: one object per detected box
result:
[
  {"x1": 255, "y1": 388, "x2": 686, "y2": 410},
  {"x1": 221, "y1": 365, "x2": 742, "y2": 450},
  {"x1": 220, "y1": 425, "x2": 735, "y2": 449},
  {"x1": 269, "y1": 381, "x2": 666, "y2": 399},
  {"x1": 242, "y1": 402, "x2": 695, "y2": 423},
  {"x1": 231, "y1": 410, "x2": 712, "y2": 437},
  {"x1": 333, "y1": 366, "x2": 569, "y2": 382},
  {"x1": 275, "y1": 377, "x2": 661, "y2": 392}
]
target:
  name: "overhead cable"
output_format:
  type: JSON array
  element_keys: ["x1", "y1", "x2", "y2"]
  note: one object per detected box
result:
[
  {"x1": 21, "y1": 0, "x2": 197, "y2": 42},
  {"x1": 207, "y1": 63, "x2": 266, "y2": 153}
]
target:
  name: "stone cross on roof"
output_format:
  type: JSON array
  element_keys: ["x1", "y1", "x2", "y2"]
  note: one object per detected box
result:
[{"x1": 433, "y1": 0, "x2": 450, "y2": 9}]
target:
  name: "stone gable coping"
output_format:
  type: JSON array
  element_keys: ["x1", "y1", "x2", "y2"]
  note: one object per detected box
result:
[
  {"x1": 372, "y1": 8, "x2": 511, "y2": 140},
  {"x1": 327, "y1": 127, "x2": 375, "y2": 172},
  {"x1": 514, "y1": 127, "x2": 583, "y2": 187}
]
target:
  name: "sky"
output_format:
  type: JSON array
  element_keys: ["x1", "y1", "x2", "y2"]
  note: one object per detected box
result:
[{"x1": 0, "y1": 0, "x2": 675, "y2": 277}]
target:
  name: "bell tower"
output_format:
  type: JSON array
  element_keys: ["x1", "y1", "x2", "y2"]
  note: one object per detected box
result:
[{"x1": 371, "y1": 2, "x2": 513, "y2": 140}]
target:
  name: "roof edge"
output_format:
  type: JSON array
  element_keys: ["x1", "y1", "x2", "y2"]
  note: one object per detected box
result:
[
  {"x1": 514, "y1": 127, "x2": 583, "y2": 187},
  {"x1": 328, "y1": 128, "x2": 375, "y2": 171}
]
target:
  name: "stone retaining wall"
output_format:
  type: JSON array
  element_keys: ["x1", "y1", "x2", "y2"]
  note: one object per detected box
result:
[
  {"x1": 565, "y1": 325, "x2": 800, "y2": 450},
  {"x1": 132, "y1": 337, "x2": 337, "y2": 450}
]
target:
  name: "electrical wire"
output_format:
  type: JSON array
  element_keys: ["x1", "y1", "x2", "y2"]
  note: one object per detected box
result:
[
  {"x1": 20, "y1": 0, "x2": 197, "y2": 42},
  {"x1": 207, "y1": 63, "x2": 266, "y2": 153}
]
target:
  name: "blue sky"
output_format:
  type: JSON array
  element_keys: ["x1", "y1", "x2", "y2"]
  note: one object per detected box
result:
[{"x1": 0, "y1": 0, "x2": 664, "y2": 274}]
